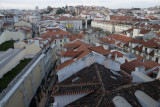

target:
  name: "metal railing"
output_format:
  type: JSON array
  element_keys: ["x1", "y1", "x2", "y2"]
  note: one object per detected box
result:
[{"x1": 0, "y1": 50, "x2": 43, "y2": 100}]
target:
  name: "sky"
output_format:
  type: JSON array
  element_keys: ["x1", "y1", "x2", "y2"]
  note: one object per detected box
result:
[{"x1": 0, "y1": 0, "x2": 160, "y2": 9}]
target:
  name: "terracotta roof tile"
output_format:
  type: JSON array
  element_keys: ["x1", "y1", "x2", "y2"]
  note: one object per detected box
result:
[
  {"x1": 89, "y1": 46, "x2": 110, "y2": 55},
  {"x1": 70, "y1": 32, "x2": 84, "y2": 41},
  {"x1": 64, "y1": 44, "x2": 80, "y2": 48},
  {"x1": 139, "y1": 29, "x2": 151, "y2": 34},
  {"x1": 143, "y1": 41, "x2": 158, "y2": 48},
  {"x1": 121, "y1": 60, "x2": 160, "y2": 75},
  {"x1": 107, "y1": 35, "x2": 132, "y2": 43},
  {"x1": 134, "y1": 44, "x2": 143, "y2": 52},
  {"x1": 152, "y1": 24, "x2": 160, "y2": 29},
  {"x1": 57, "y1": 50, "x2": 91, "y2": 71},
  {"x1": 130, "y1": 38, "x2": 145, "y2": 44},
  {"x1": 60, "y1": 50, "x2": 81, "y2": 57}
]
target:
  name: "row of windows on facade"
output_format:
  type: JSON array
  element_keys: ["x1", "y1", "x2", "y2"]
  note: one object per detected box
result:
[
  {"x1": 54, "y1": 39, "x2": 67, "y2": 44},
  {"x1": 54, "y1": 35, "x2": 68, "y2": 38}
]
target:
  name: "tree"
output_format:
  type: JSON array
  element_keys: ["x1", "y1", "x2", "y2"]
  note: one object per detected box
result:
[
  {"x1": 47, "y1": 6, "x2": 53, "y2": 12},
  {"x1": 87, "y1": 19, "x2": 92, "y2": 25},
  {"x1": 56, "y1": 8, "x2": 66, "y2": 14},
  {"x1": 40, "y1": 6, "x2": 53, "y2": 14},
  {"x1": 72, "y1": 12, "x2": 76, "y2": 16},
  {"x1": 66, "y1": 5, "x2": 68, "y2": 10}
]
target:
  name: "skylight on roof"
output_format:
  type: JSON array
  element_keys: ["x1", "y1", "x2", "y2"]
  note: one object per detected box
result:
[
  {"x1": 72, "y1": 77, "x2": 80, "y2": 82},
  {"x1": 110, "y1": 76, "x2": 117, "y2": 80}
]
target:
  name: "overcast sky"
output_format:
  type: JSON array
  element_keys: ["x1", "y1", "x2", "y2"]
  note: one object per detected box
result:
[{"x1": 0, "y1": 0, "x2": 160, "y2": 9}]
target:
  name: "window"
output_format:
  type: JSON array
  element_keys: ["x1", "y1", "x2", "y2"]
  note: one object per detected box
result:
[
  {"x1": 60, "y1": 44, "x2": 62, "y2": 47},
  {"x1": 54, "y1": 40, "x2": 56, "y2": 44},
  {"x1": 145, "y1": 48, "x2": 147, "y2": 53},
  {"x1": 64, "y1": 39, "x2": 66, "y2": 42},
  {"x1": 156, "y1": 58, "x2": 159, "y2": 62},
  {"x1": 60, "y1": 39, "x2": 62, "y2": 42}
]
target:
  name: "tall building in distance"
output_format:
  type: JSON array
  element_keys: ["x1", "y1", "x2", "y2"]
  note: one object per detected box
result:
[{"x1": 35, "y1": 6, "x2": 39, "y2": 13}]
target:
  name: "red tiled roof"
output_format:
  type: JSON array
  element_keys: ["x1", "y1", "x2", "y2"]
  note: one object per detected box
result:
[
  {"x1": 132, "y1": 18, "x2": 149, "y2": 22},
  {"x1": 126, "y1": 27, "x2": 134, "y2": 33},
  {"x1": 116, "y1": 42, "x2": 123, "y2": 48},
  {"x1": 139, "y1": 29, "x2": 151, "y2": 34},
  {"x1": 70, "y1": 32, "x2": 84, "y2": 41},
  {"x1": 151, "y1": 24, "x2": 160, "y2": 29},
  {"x1": 72, "y1": 40, "x2": 92, "y2": 47},
  {"x1": 15, "y1": 27, "x2": 32, "y2": 34},
  {"x1": 42, "y1": 28, "x2": 71, "y2": 37},
  {"x1": 107, "y1": 35, "x2": 132, "y2": 43},
  {"x1": 61, "y1": 50, "x2": 81, "y2": 57},
  {"x1": 64, "y1": 44, "x2": 80, "y2": 48},
  {"x1": 57, "y1": 50, "x2": 91, "y2": 71},
  {"x1": 130, "y1": 38, "x2": 145, "y2": 44},
  {"x1": 57, "y1": 59, "x2": 74, "y2": 71},
  {"x1": 3, "y1": 23, "x2": 12, "y2": 26},
  {"x1": 108, "y1": 51, "x2": 124, "y2": 59},
  {"x1": 89, "y1": 46, "x2": 110, "y2": 55},
  {"x1": 143, "y1": 41, "x2": 158, "y2": 48},
  {"x1": 110, "y1": 15, "x2": 134, "y2": 21},
  {"x1": 134, "y1": 45, "x2": 143, "y2": 52},
  {"x1": 150, "y1": 38, "x2": 160, "y2": 43},
  {"x1": 135, "y1": 54, "x2": 145, "y2": 60},
  {"x1": 77, "y1": 44, "x2": 89, "y2": 52},
  {"x1": 121, "y1": 60, "x2": 160, "y2": 75},
  {"x1": 99, "y1": 37, "x2": 115, "y2": 44},
  {"x1": 149, "y1": 51, "x2": 154, "y2": 56},
  {"x1": 64, "y1": 39, "x2": 91, "y2": 50}
]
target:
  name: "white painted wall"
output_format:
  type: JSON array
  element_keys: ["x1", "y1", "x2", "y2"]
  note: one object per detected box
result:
[
  {"x1": 57, "y1": 52, "x2": 106, "y2": 82},
  {"x1": 0, "y1": 30, "x2": 25, "y2": 45},
  {"x1": 104, "y1": 58, "x2": 121, "y2": 71},
  {"x1": 61, "y1": 57, "x2": 72, "y2": 63}
]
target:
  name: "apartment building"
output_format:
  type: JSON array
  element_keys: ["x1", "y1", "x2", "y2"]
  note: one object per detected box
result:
[
  {"x1": 100, "y1": 34, "x2": 160, "y2": 64},
  {"x1": 91, "y1": 20, "x2": 132, "y2": 33},
  {"x1": 56, "y1": 17, "x2": 82, "y2": 30},
  {"x1": 0, "y1": 14, "x2": 4, "y2": 30},
  {"x1": 49, "y1": 39, "x2": 160, "y2": 107},
  {"x1": 0, "y1": 36, "x2": 57, "y2": 107}
]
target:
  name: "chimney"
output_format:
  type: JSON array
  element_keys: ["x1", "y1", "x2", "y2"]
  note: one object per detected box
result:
[
  {"x1": 115, "y1": 53, "x2": 117, "y2": 59},
  {"x1": 135, "y1": 66, "x2": 145, "y2": 73},
  {"x1": 133, "y1": 28, "x2": 140, "y2": 37}
]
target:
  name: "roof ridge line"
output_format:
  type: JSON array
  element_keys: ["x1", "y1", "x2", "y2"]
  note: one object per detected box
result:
[{"x1": 60, "y1": 82, "x2": 101, "y2": 87}]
